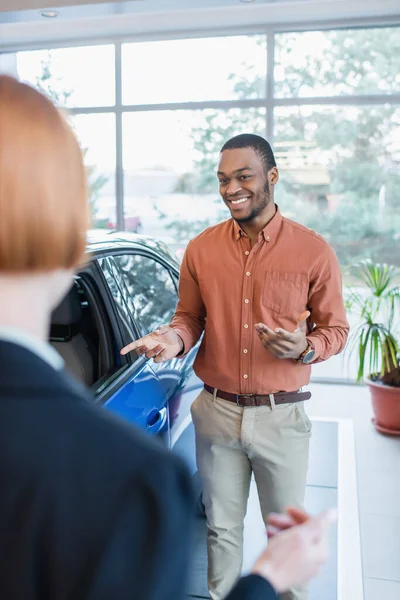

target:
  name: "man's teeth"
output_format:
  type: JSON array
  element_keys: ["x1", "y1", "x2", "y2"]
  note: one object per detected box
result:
[{"x1": 231, "y1": 197, "x2": 249, "y2": 205}]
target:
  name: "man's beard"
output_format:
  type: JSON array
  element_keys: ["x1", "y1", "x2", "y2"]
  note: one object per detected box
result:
[{"x1": 235, "y1": 184, "x2": 271, "y2": 225}]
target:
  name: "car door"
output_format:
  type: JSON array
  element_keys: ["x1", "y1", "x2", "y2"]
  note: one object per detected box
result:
[
  {"x1": 110, "y1": 250, "x2": 203, "y2": 473},
  {"x1": 110, "y1": 252, "x2": 183, "y2": 397},
  {"x1": 95, "y1": 254, "x2": 169, "y2": 438}
]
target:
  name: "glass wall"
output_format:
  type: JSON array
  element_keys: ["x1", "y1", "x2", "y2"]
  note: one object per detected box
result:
[
  {"x1": 121, "y1": 34, "x2": 267, "y2": 256},
  {"x1": 6, "y1": 45, "x2": 117, "y2": 229},
  {"x1": 273, "y1": 28, "x2": 400, "y2": 272},
  {"x1": 122, "y1": 107, "x2": 266, "y2": 256},
  {"x1": 2, "y1": 24, "x2": 400, "y2": 380},
  {"x1": 122, "y1": 36, "x2": 267, "y2": 105}
]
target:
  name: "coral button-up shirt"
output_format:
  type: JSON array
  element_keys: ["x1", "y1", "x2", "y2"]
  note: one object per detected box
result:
[{"x1": 170, "y1": 206, "x2": 349, "y2": 395}]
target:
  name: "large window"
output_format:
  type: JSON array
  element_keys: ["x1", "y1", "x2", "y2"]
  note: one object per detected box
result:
[
  {"x1": 273, "y1": 28, "x2": 400, "y2": 273},
  {"x1": 9, "y1": 45, "x2": 117, "y2": 229},
  {"x1": 2, "y1": 24, "x2": 400, "y2": 381},
  {"x1": 70, "y1": 114, "x2": 116, "y2": 229},
  {"x1": 122, "y1": 107, "x2": 265, "y2": 253},
  {"x1": 274, "y1": 28, "x2": 400, "y2": 98},
  {"x1": 274, "y1": 105, "x2": 400, "y2": 268},
  {"x1": 17, "y1": 45, "x2": 115, "y2": 107},
  {"x1": 122, "y1": 36, "x2": 266, "y2": 105}
]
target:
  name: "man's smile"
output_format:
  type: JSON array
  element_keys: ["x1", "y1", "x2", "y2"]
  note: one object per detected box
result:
[{"x1": 228, "y1": 196, "x2": 251, "y2": 208}]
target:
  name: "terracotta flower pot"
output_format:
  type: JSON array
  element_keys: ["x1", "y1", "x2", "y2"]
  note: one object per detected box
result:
[{"x1": 367, "y1": 377, "x2": 400, "y2": 436}]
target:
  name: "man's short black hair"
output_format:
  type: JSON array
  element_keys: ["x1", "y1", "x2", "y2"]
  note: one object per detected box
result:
[{"x1": 220, "y1": 134, "x2": 276, "y2": 173}]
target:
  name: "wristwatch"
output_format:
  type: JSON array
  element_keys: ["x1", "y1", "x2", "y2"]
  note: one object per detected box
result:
[{"x1": 297, "y1": 341, "x2": 315, "y2": 364}]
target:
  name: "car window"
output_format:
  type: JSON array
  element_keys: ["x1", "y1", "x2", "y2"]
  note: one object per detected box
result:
[
  {"x1": 112, "y1": 253, "x2": 178, "y2": 336},
  {"x1": 49, "y1": 273, "x2": 124, "y2": 391},
  {"x1": 97, "y1": 256, "x2": 139, "y2": 346}
]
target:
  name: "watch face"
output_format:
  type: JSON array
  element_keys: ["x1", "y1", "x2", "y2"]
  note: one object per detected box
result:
[{"x1": 303, "y1": 349, "x2": 316, "y2": 364}]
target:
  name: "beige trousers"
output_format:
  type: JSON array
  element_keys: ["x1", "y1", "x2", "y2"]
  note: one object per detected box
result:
[{"x1": 191, "y1": 388, "x2": 311, "y2": 600}]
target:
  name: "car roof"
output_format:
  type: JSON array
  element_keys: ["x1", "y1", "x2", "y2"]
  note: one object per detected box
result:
[{"x1": 86, "y1": 230, "x2": 180, "y2": 268}]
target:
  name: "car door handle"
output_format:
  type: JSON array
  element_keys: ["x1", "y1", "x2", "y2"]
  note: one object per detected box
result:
[{"x1": 146, "y1": 407, "x2": 168, "y2": 434}]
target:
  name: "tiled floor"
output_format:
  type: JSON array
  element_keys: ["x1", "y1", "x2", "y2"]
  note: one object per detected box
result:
[{"x1": 187, "y1": 382, "x2": 400, "y2": 599}]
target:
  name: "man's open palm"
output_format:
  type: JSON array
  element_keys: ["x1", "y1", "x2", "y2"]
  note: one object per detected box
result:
[
  {"x1": 255, "y1": 310, "x2": 310, "y2": 360},
  {"x1": 120, "y1": 325, "x2": 183, "y2": 363}
]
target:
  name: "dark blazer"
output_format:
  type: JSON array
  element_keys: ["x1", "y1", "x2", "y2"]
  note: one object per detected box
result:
[{"x1": 0, "y1": 340, "x2": 277, "y2": 600}]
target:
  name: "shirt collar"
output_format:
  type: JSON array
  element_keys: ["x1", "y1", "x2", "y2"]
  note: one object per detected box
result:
[
  {"x1": 233, "y1": 204, "x2": 283, "y2": 242},
  {"x1": 0, "y1": 326, "x2": 64, "y2": 371}
]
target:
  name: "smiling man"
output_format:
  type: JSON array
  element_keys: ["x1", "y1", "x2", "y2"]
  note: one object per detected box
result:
[{"x1": 122, "y1": 133, "x2": 349, "y2": 600}]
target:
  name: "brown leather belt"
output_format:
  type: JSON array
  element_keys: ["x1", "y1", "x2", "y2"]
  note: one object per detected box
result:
[{"x1": 204, "y1": 384, "x2": 311, "y2": 408}]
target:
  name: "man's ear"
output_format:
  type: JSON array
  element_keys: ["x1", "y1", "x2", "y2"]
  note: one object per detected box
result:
[{"x1": 269, "y1": 167, "x2": 279, "y2": 186}]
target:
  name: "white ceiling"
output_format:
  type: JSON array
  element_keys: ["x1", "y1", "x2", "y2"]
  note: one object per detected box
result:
[
  {"x1": 0, "y1": 0, "x2": 399, "y2": 49},
  {"x1": 0, "y1": 0, "x2": 116, "y2": 10},
  {"x1": 0, "y1": 0, "x2": 363, "y2": 12}
]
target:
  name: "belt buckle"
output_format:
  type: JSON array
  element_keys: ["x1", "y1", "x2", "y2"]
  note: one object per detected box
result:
[
  {"x1": 269, "y1": 393, "x2": 276, "y2": 409},
  {"x1": 237, "y1": 394, "x2": 253, "y2": 407}
]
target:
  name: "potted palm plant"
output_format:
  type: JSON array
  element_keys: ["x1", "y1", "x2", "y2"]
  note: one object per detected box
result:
[{"x1": 346, "y1": 261, "x2": 400, "y2": 435}]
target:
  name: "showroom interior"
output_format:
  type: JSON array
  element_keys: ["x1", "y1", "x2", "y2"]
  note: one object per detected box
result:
[{"x1": 1, "y1": 1, "x2": 400, "y2": 599}]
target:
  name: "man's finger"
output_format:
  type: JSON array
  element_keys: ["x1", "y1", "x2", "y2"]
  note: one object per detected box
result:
[
  {"x1": 145, "y1": 344, "x2": 163, "y2": 359},
  {"x1": 120, "y1": 340, "x2": 142, "y2": 355},
  {"x1": 257, "y1": 330, "x2": 276, "y2": 344},
  {"x1": 273, "y1": 328, "x2": 294, "y2": 341},
  {"x1": 255, "y1": 323, "x2": 275, "y2": 337},
  {"x1": 294, "y1": 310, "x2": 311, "y2": 332},
  {"x1": 153, "y1": 349, "x2": 170, "y2": 364},
  {"x1": 258, "y1": 332, "x2": 291, "y2": 352},
  {"x1": 297, "y1": 310, "x2": 311, "y2": 324},
  {"x1": 256, "y1": 325, "x2": 287, "y2": 344}
]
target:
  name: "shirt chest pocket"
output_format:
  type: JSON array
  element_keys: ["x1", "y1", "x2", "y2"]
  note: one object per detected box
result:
[{"x1": 262, "y1": 271, "x2": 308, "y2": 316}]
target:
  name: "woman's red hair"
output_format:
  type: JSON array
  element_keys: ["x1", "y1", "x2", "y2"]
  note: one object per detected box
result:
[{"x1": 0, "y1": 75, "x2": 88, "y2": 272}]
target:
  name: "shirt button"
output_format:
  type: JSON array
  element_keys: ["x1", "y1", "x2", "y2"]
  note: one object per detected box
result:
[
  {"x1": 244, "y1": 324, "x2": 249, "y2": 329},
  {"x1": 244, "y1": 299, "x2": 249, "y2": 304},
  {"x1": 266, "y1": 235, "x2": 270, "y2": 241},
  {"x1": 245, "y1": 251, "x2": 250, "y2": 256},
  {"x1": 243, "y1": 349, "x2": 248, "y2": 354},
  {"x1": 246, "y1": 272, "x2": 251, "y2": 276},
  {"x1": 243, "y1": 374, "x2": 248, "y2": 379}
]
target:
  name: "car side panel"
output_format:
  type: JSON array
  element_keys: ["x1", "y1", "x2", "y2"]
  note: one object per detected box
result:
[{"x1": 103, "y1": 361, "x2": 168, "y2": 436}]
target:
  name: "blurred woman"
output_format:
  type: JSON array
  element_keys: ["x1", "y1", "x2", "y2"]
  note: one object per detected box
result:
[{"x1": 0, "y1": 75, "x2": 195, "y2": 600}]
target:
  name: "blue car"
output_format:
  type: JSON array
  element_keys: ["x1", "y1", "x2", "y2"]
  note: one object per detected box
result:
[{"x1": 49, "y1": 231, "x2": 202, "y2": 482}]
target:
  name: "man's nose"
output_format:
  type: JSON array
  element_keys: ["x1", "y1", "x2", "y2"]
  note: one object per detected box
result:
[{"x1": 226, "y1": 180, "x2": 242, "y2": 196}]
